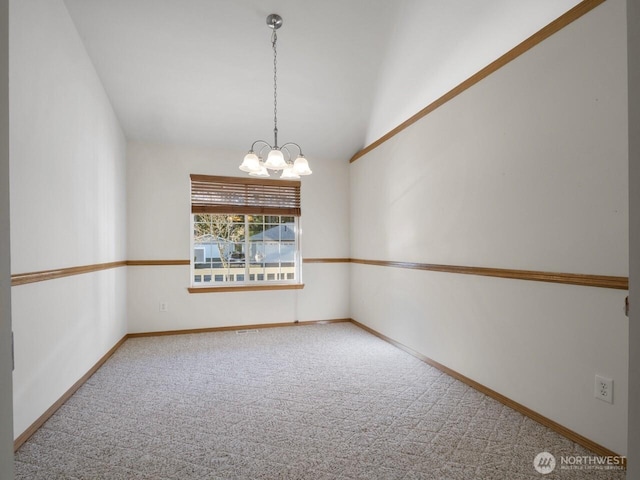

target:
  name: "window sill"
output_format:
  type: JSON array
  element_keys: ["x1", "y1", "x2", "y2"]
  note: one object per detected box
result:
[{"x1": 188, "y1": 283, "x2": 305, "y2": 294}]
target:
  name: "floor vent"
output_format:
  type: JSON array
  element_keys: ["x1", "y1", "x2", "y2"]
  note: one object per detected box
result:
[{"x1": 236, "y1": 329, "x2": 259, "y2": 335}]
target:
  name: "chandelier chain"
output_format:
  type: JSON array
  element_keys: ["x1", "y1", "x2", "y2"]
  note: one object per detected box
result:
[{"x1": 272, "y1": 29, "x2": 278, "y2": 147}]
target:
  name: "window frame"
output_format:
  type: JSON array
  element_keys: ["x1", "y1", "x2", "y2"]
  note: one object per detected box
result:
[{"x1": 188, "y1": 175, "x2": 304, "y2": 293}]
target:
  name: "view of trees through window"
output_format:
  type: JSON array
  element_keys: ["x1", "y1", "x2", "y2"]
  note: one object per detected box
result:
[{"x1": 192, "y1": 214, "x2": 297, "y2": 285}]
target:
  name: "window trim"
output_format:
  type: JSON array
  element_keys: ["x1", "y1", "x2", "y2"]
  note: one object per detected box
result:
[
  {"x1": 188, "y1": 283, "x2": 304, "y2": 294},
  {"x1": 189, "y1": 175, "x2": 304, "y2": 292}
]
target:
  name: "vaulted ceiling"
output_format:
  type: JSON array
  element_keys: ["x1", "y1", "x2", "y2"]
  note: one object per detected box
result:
[{"x1": 63, "y1": 0, "x2": 581, "y2": 161}]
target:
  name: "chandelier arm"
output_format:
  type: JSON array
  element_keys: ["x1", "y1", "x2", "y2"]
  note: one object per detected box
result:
[
  {"x1": 257, "y1": 144, "x2": 273, "y2": 159},
  {"x1": 280, "y1": 142, "x2": 304, "y2": 156},
  {"x1": 250, "y1": 140, "x2": 273, "y2": 153}
]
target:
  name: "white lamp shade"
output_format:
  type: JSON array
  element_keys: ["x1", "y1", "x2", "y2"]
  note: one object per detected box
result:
[
  {"x1": 239, "y1": 152, "x2": 261, "y2": 173},
  {"x1": 249, "y1": 164, "x2": 270, "y2": 177},
  {"x1": 292, "y1": 155, "x2": 312, "y2": 175},
  {"x1": 264, "y1": 149, "x2": 287, "y2": 170},
  {"x1": 280, "y1": 166, "x2": 300, "y2": 179}
]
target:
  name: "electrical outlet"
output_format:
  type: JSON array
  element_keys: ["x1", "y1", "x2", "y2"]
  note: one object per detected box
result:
[
  {"x1": 595, "y1": 375, "x2": 613, "y2": 404},
  {"x1": 159, "y1": 302, "x2": 168, "y2": 312}
]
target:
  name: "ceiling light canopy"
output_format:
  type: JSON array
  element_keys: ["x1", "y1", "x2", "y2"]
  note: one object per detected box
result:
[{"x1": 239, "y1": 14, "x2": 312, "y2": 179}]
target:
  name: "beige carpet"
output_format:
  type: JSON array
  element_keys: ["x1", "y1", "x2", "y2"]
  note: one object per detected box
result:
[{"x1": 14, "y1": 322, "x2": 625, "y2": 479}]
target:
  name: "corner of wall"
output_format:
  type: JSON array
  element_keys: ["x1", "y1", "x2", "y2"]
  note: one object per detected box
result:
[{"x1": 0, "y1": 0, "x2": 15, "y2": 475}]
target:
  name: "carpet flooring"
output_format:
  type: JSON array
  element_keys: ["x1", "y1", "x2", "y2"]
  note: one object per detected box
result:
[{"x1": 14, "y1": 322, "x2": 625, "y2": 479}]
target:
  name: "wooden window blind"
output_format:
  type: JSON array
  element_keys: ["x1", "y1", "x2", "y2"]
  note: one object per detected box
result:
[{"x1": 190, "y1": 174, "x2": 301, "y2": 216}]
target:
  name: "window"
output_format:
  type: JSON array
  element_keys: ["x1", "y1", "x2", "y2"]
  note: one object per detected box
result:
[{"x1": 190, "y1": 175, "x2": 302, "y2": 289}]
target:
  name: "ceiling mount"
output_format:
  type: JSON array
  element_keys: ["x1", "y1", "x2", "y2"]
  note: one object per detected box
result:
[{"x1": 266, "y1": 14, "x2": 283, "y2": 30}]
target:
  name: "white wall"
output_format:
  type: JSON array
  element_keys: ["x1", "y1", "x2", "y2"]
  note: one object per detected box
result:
[
  {"x1": 351, "y1": 0, "x2": 628, "y2": 455},
  {"x1": 628, "y1": 0, "x2": 640, "y2": 474},
  {"x1": 9, "y1": 0, "x2": 127, "y2": 439},
  {"x1": 0, "y1": 0, "x2": 14, "y2": 476},
  {"x1": 126, "y1": 142, "x2": 349, "y2": 333},
  {"x1": 365, "y1": 0, "x2": 582, "y2": 146}
]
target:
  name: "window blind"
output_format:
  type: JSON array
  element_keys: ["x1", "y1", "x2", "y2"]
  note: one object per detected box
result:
[{"x1": 190, "y1": 174, "x2": 301, "y2": 216}]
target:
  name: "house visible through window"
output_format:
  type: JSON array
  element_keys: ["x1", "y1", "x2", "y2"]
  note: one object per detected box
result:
[{"x1": 190, "y1": 174, "x2": 301, "y2": 287}]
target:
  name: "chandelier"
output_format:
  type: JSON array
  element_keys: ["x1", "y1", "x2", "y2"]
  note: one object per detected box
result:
[{"x1": 239, "y1": 14, "x2": 312, "y2": 179}]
